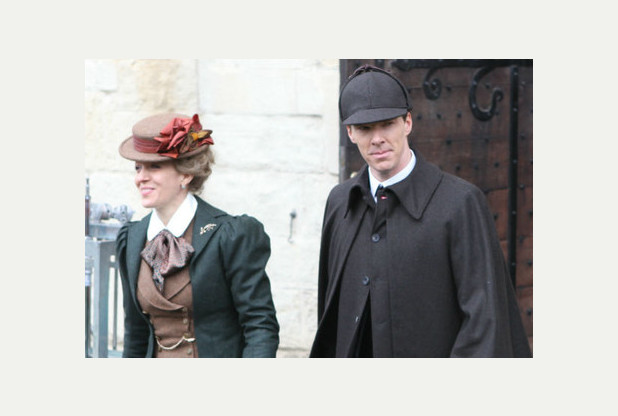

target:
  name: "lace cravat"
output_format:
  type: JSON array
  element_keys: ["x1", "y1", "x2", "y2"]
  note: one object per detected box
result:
[{"x1": 141, "y1": 229, "x2": 194, "y2": 291}]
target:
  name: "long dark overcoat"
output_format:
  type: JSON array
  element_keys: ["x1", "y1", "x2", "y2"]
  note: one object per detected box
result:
[
  {"x1": 116, "y1": 196, "x2": 279, "y2": 358},
  {"x1": 310, "y1": 152, "x2": 531, "y2": 357}
]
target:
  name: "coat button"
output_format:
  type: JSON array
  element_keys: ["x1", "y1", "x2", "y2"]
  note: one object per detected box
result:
[
  {"x1": 355, "y1": 316, "x2": 360, "y2": 323},
  {"x1": 362, "y1": 276, "x2": 370, "y2": 285},
  {"x1": 371, "y1": 233, "x2": 380, "y2": 242}
]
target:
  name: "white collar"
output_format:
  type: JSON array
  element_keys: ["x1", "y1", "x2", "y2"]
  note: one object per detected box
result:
[
  {"x1": 369, "y1": 149, "x2": 416, "y2": 201},
  {"x1": 147, "y1": 193, "x2": 198, "y2": 241}
]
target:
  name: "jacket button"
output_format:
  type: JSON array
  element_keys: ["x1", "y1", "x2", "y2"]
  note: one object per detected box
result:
[
  {"x1": 355, "y1": 316, "x2": 360, "y2": 323},
  {"x1": 362, "y1": 276, "x2": 370, "y2": 285},
  {"x1": 371, "y1": 233, "x2": 380, "y2": 242}
]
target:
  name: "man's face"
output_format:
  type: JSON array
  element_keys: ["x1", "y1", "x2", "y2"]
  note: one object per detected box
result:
[{"x1": 347, "y1": 112, "x2": 413, "y2": 182}]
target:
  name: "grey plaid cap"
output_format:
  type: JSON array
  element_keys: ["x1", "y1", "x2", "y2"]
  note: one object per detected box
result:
[{"x1": 339, "y1": 70, "x2": 410, "y2": 125}]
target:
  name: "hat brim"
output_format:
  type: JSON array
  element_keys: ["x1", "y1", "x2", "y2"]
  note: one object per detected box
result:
[
  {"x1": 118, "y1": 136, "x2": 210, "y2": 162},
  {"x1": 342, "y1": 107, "x2": 408, "y2": 126}
]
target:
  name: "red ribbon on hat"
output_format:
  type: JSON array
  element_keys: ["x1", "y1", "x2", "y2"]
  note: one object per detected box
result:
[{"x1": 135, "y1": 114, "x2": 214, "y2": 158}]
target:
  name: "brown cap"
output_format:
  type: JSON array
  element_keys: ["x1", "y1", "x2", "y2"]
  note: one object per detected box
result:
[{"x1": 119, "y1": 113, "x2": 214, "y2": 162}]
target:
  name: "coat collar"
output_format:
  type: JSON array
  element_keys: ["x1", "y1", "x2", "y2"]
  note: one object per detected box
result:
[
  {"x1": 345, "y1": 151, "x2": 443, "y2": 221},
  {"x1": 147, "y1": 193, "x2": 197, "y2": 240}
]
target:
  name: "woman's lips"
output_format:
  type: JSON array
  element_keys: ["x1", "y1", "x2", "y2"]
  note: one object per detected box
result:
[{"x1": 140, "y1": 187, "x2": 154, "y2": 197}]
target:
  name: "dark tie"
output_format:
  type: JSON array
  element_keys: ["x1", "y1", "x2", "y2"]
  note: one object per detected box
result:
[{"x1": 373, "y1": 185, "x2": 388, "y2": 232}]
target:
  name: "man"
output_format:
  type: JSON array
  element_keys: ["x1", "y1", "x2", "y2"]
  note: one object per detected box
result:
[{"x1": 310, "y1": 65, "x2": 531, "y2": 357}]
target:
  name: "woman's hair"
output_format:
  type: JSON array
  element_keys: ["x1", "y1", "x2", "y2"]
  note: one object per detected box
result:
[{"x1": 174, "y1": 147, "x2": 215, "y2": 194}]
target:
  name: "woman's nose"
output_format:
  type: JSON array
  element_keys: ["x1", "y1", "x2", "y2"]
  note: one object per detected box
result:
[{"x1": 135, "y1": 168, "x2": 148, "y2": 183}]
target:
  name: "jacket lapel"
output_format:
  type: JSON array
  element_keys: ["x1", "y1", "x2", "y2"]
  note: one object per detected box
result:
[
  {"x1": 161, "y1": 271, "x2": 191, "y2": 301},
  {"x1": 190, "y1": 197, "x2": 227, "y2": 264}
]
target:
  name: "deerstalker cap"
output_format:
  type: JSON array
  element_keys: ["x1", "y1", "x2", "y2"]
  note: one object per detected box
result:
[{"x1": 339, "y1": 66, "x2": 411, "y2": 125}]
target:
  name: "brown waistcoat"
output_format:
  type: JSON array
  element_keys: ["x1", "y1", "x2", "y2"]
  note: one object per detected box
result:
[{"x1": 136, "y1": 221, "x2": 198, "y2": 358}]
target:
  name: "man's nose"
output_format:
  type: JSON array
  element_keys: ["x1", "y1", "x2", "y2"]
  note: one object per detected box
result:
[{"x1": 370, "y1": 129, "x2": 385, "y2": 144}]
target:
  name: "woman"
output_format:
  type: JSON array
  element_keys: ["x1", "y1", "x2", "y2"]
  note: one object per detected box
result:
[{"x1": 116, "y1": 112, "x2": 279, "y2": 357}]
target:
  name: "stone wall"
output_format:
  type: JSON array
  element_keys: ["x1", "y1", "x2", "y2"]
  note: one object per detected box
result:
[{"x1": 85, "y1": 59, "x2": 341, "y2": 357}]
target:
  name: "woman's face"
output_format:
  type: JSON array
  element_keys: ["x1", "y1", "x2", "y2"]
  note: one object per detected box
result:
[{"x1": 134, "y1": 161, "x2": 190, "y2": 214}]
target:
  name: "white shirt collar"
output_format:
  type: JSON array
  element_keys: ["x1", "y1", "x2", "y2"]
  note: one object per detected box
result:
[
  {"x1": 147, "y1": 193, "x2": 198, "y2": 241},
  {"x1": 369, "y1": 149, "x2": 416, "y2": 201}
]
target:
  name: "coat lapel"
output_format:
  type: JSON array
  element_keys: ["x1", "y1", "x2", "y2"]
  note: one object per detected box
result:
[
  {"x1": 322, "y1": 174, "x2": 370, "y2": 317},
  {"x1": 190, "y1": 197, "x2": 227, "y2": 264},
  {"x1": 390, "y1": 152, "x2": 444, "y2": 220}
]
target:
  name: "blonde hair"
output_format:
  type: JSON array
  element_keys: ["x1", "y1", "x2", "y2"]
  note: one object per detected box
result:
[{"x1": 174, "y1": 147, "x2": 215, "y2": 194}]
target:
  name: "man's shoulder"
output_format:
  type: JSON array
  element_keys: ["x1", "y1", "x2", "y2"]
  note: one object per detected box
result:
[
  {"x1": 438, "y1": 169, "x2": 484, "y2": 199},
  {"x1": 325, "y1": 174, "x2": 364, "y2": 211},
  {"x1": 327, "y1": 178, "x2": 355, "y2": 200}
]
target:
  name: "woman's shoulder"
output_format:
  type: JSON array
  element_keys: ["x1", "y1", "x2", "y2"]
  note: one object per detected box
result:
[
  {"x1": 117, "y1": 212, "x2": 150, "y2": 236},
  {"x1": 219, "y1": 214, "x2": 267, "y2": 239},
  {"x1": 195, "y1": 196, "x2": 266, "y2": 235},
  {"x1": 116, "y1": 218, "x2": 139, "y2": 242}
]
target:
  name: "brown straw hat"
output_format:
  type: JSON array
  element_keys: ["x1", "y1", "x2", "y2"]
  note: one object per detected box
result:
[{"x1": 119, "y1": 113, "x2": 214, "y2": 162}]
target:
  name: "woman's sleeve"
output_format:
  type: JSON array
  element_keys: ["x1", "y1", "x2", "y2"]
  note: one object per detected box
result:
[
  {"x1": 220, "y1": 215, "x2": 280, "y2": 357},
  {"x1": 116, "y1": 224, "x2": 150, "y2": 358}
]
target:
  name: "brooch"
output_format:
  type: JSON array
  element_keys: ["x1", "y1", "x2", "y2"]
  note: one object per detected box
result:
[{"x1": 200, "y1": 223, "x2": 217, "y2": 235}]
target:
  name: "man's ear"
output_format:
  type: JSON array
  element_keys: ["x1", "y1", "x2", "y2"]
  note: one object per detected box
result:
[
  {"x1": 404, "y1": 112, "x2": 412, "y2": 136},
  {"x1": 346, "y1": 125, "x2": 356, "y2": 144}
]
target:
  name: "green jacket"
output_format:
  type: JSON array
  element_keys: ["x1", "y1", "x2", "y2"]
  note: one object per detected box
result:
[{"x1": 116, "y1": 196, "x2": 279, "y2": 357}]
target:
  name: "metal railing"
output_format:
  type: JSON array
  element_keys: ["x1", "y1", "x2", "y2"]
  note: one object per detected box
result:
[
  {"x1": 85, "y1": 238, "x2": 122, "y2": 357},
  {"x1": 85, "y1": 178, "x2": 134, "y2": 358}
]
